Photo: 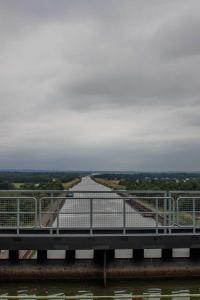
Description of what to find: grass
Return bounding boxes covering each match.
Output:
[62,178,81,189]
[13,183,23,189]
[93,178,124,189]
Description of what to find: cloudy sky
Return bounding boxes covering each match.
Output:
[0,0,200,171]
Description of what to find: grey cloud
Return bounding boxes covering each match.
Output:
[0,0,200,170]
[155,14,200,59]
[177,110,200,127]
[1,138,199,172]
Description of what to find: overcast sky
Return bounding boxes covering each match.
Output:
[0,0,200,171]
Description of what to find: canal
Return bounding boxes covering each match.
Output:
[49,176,188,259]
[58,176,156,229]
[0,278,200,299]
[0,176,198,298]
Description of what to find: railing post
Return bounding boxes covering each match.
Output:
[193,197,196,234]
[164,191,167,234]
[123,198,126,235]
[50,192,54,235]
[156,197,158,234]
[168,191,172,234]
[39,198,42,228]
[90,198,93,235]
[176,198,179,227]
[174,193,176,228]
[17,198,20,235]
[56,200,59,235]
[35,197,38,228]
[176,195,179,227]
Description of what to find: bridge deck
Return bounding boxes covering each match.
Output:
[0,230,199,250]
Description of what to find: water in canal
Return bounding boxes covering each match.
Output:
[0,177,199,298]
[1,278,200,299]
[58,176,156,229]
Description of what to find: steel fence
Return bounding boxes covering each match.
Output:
[0,191,200,234]
[0,194,172,233]
[0,197,37,229]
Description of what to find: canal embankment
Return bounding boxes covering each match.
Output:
[92,177,124,189]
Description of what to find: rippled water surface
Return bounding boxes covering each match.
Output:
[0,279,200,298]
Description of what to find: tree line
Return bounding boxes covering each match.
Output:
[0,171,86,190]
[93,173,200,190]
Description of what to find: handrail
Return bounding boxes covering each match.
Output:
[1,190,200,196]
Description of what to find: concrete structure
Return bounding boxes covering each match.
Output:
[0,177,200,264]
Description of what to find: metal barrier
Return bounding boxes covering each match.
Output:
[0,197,37,230]
[39,196,173,232]
[176,197,200,231]
[0,190,200,234]
[0,194,173,233]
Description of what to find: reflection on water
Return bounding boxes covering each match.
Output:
[0,279,200,299]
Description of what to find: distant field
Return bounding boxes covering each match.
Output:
[12,178,81,190]
[13,183,23,189]
[62,178,81,189]
[93,178,124,189]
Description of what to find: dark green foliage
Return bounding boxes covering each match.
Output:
[93,173,200,190]
[37,179,64,190]
[0,181,14,190]
[0,171,85,186]
[0,171,86,226]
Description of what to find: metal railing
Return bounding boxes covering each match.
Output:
[0,190,200,234]
[38,196,172,234]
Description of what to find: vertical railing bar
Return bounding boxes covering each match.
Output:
[168,191,172,234]
[177,198,179,228]
[17,198,20,235]
[56,199,59,235]
[39,198,42,229]
[173,194,175,233]
[176,196,179,227]
[123,198,126,235]
[193,197,196,234]
[50,192,54,235]
[35,197,37,229]
[156,197,158,234]
[164,191,167,234]
[90,198,93,235]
